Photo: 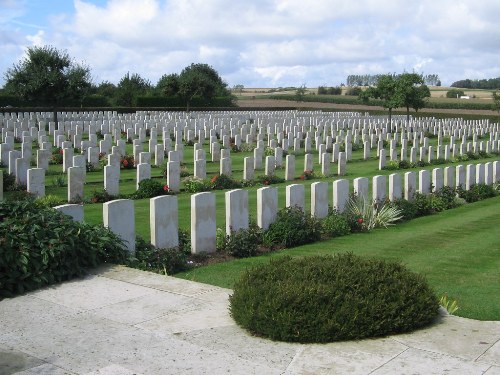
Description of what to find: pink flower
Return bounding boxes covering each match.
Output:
[357,218,364,224]
[163,185,169,191]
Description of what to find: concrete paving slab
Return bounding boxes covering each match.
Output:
[0,309,282,374]
[0,295,81,335]
[30,274,157,311]
[0,346,45,374]
[371,347,491,375]
[484,365,500,375]
[393,315,500,361]
[284,338,408,375]
[177,324,300,370]
[478,340,500,366]
[12,363,75,374]
[136,300,234,334]
[90,289,200,325]
[93,265,229,299]
[84,364,143,375]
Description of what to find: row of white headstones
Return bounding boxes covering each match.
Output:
[1,110,499,254]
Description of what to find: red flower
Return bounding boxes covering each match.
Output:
[163,185,169,191]
[357,218,364,224]
[122,159,129,167]
[300,175,305,180]
[211,175,218,183]
[59,149,63,155]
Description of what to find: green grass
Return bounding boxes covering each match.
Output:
[176,195,500,321]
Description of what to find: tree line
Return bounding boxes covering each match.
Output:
[451,77,500,90]
[346,74,441,87]
[1,45,232,111]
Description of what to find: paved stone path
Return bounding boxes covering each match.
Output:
[0,265,498,374]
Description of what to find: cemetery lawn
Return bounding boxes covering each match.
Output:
[176,195,500,321]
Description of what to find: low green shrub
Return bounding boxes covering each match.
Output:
[230,254,439,343]
[35,194,66,208]
[221,225,263,258]
[132,179,169,199]
[2,172,18,191]
[0,199,127,297]
[263,206,321,248]
[390,198,418,221]
[255,174,285,186]
[126,235,189,275]
[322,210,351,237]
[210,174,242,190]
[120,154,135,169]
[50,147,63,164]
[183,176,211,193]
[90,189,117,203]
[457,184,497,202]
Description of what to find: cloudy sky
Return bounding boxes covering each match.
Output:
[1,0,500,88]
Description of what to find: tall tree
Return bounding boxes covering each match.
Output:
[359,74,401,125]
[115,72,151,107]
[156,74,179,96]
[177,63,229,110]
[4,45,91,123]
[395,73,430,122]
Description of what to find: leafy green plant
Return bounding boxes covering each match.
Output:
[389,198,418,221]
[321,209,351,237]
[35,194,65,208]
[298,169,315,180]
[51,173,66,187]
[132,179,170,199]
[183,176,211,193]
[439,294,459,315]
[221,224,263,258]
[120,154,135,169]
[346,195,402,231]
[457,184,497,202]
[0,199,127,297]
[255,174,285,186]
[263,206,321,248]
[229,254,439,343]
[126,235,189,275]
[50,147,63,164]
[2,172,19,191]
[90,189,117,203]
[210,174,242,190]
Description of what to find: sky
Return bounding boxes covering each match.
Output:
[1,0,500,89]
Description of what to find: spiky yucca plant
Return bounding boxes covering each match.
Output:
[347,195,403,231]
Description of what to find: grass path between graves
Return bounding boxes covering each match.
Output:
[176,195,500,321]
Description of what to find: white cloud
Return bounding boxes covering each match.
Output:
[1,0,500,87]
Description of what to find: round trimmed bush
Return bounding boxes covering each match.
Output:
[229,254,439,343]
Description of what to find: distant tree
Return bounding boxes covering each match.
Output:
[395,73,430,122]
[94,81,116,99]
[3,45,92,123]
[451,77,500,89]
[446,89,465,98]
[493,90,500,121]
[156,74,180,96]
[232,84,244,95]
[295,84,307,102]
[177,63,229,110]
[359,74,401,125]
[115,73,151,107]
